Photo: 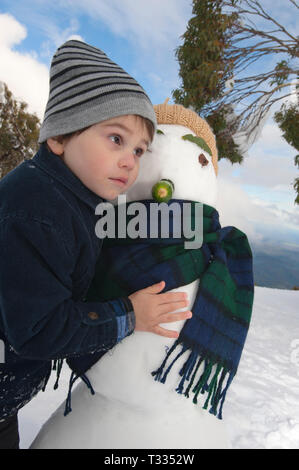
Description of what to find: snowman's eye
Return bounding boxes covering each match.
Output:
[198,153,209,167]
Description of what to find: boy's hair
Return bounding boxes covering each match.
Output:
[39,40,157,143]
[51,115,155,146]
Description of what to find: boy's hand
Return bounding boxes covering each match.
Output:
[128,281,192,338]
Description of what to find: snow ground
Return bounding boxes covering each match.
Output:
[18,286,299,449]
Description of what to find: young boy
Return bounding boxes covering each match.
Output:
[0,40,191,449]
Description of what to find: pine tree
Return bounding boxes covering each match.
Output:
[173,0,241,163]
[173,0,237,111]
[0,82,40,179]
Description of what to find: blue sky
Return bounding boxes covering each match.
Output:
[0,0,298,251]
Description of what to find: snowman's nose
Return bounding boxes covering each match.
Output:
[151,179,175,203]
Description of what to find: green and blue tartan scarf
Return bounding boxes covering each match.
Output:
[85,199,254,419]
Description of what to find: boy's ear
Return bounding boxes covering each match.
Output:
[47,138,65,156]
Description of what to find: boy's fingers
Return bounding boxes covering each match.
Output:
[159,311,192,323]
[143,281,165,294]
[158,301,189,315]
[152,325,179,339]
[157,291,188,304]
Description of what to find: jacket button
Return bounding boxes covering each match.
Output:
[88,311,99,320]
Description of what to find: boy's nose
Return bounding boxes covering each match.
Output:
[118,151,136,170]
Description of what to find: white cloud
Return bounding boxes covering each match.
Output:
[216,176,269,243]
[255,121,289,151]
[0,13,49,119]
[0,11,26,47]
[217,154,299,247]
[228,117,298,191]
[34,14,83,54]
[41,17,81,47]
[67,34,85,42]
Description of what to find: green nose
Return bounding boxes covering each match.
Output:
[151,179,175,203]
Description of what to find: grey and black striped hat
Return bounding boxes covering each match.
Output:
[39,40,157,143]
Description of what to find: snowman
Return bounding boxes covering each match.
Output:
[31,100,234,449]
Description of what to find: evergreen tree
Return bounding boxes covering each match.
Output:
[173,0,237,111]
[0,82,40,179]
[173,0,240,163]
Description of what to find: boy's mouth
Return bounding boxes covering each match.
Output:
[109,177,128,186]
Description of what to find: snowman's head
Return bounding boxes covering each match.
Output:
[125,101,218,208]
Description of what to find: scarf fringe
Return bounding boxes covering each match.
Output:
[64,371,95,417]
[53,359,64,390]
[42,359,95,417]
[151,342,235,420]
[42,358,64,393]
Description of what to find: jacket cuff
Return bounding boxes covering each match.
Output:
[116,297,135,342]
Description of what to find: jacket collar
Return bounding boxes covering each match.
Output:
[32,144,104,210]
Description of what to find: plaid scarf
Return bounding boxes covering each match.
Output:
[86,199,254,419]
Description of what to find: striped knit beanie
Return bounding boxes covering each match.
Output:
[154,99,218,175]
[39,40,157,143]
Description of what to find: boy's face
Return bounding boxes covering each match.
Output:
[47,115,151,200]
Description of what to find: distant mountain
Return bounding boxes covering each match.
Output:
[251,242,299,290]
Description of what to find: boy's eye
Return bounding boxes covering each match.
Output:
[133,147,145,158]
[109,135,122,145]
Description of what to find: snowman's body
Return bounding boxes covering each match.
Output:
[31,125,230,449]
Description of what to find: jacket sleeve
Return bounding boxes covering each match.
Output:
[0,215,135,361]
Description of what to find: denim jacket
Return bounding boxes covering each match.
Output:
[0,144,135,420]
